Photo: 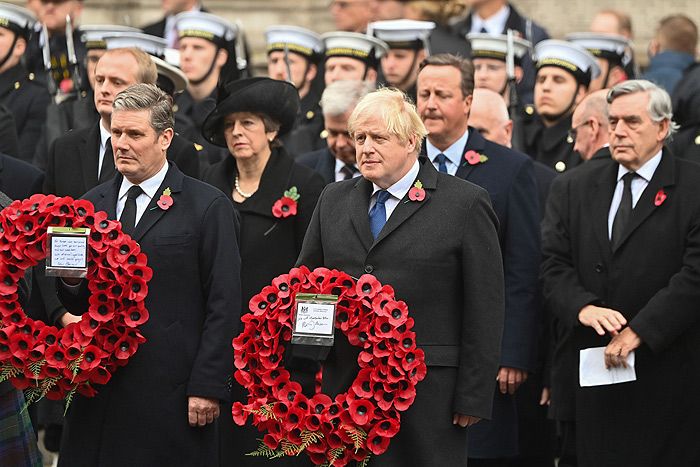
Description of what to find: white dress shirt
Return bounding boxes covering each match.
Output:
[470,5,510,35]
[426,129,470,176]
[334,159,361,182]
[369,159,420,220]
[607,150,663,239]
[98,121,111,179]
[116,162,169,227]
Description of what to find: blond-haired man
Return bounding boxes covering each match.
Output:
[297,87,505,466]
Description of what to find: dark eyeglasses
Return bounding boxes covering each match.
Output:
[567,120,592,143]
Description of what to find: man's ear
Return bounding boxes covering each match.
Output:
[365,67,377,84]
[215,48,229,68]
[306,63,317,83]
[160,128,174,151]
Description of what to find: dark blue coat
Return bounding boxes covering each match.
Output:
[424,129,541,458]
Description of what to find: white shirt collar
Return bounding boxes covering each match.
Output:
[118,161,169,201]
[426,129,470,168]
[372,159,420,200]
[99,119,111,150]
[335,158,359,174]
[616,149,663,183]
[471,4,511,35]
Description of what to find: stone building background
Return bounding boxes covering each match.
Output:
[14,0,700,70]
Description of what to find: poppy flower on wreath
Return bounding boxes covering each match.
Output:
[464,149,489,165]
[0,194,151,407]
[232,266,426,465]
[272,186,300,219]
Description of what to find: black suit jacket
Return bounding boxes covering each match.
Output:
[44,121,200,198]
[297,147,335,185]
[297,157,504,466]
[57,163,241,467]
[425,130,541,457]
[541,151,700,466]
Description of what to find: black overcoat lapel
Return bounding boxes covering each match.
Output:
[455,129,486,180]
[590,161,618,258]
[374,158,436,245]
[348,176,374,252]
[612,151,676,253]
[131,164,184,242]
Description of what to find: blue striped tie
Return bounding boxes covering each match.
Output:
[435,153,448,173]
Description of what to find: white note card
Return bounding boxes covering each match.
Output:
[579,347,636,387]
[294,302,335,336]
[50,236,88,268]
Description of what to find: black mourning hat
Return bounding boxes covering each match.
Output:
[201,77,300,148]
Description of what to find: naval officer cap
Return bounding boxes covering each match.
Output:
[151,55,188,96]
[565,32,630,65]
[266,25,323,62]
[368,19,435,50]
[467,32,531,64]
[321,31,389,69]
[174,11,237,48]
[534,39,601,87]
[103,32,167,58]
[81,25,142,50]
[0,3,36,39]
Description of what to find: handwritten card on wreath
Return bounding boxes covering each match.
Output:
[46,226,90,278]
[292,293,338,346]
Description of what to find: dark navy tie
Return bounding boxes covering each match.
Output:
[369,190,391,240]
[435,153,448,173]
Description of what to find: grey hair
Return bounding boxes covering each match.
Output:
[113,83,174,134]
[607,79,679,142]
[320,80,375,117]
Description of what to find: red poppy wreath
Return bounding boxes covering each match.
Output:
[0,194,151,406]
[232,266,427,466]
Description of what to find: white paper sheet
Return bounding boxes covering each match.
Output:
[579,347,637,387]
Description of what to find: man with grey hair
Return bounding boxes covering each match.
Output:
[570,89,612,161]
[542,79,700,467]
[297,79,373,184]
[56,83,241,467]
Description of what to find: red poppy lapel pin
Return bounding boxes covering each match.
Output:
[157,187,173,210]
[272,186,300,218]
[654,189,667,207]
[408,180,425,202]
[464,149,488,166]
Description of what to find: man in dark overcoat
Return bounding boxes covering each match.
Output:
[416,53,540,465]
[541,79,700,467]
[55,83,241,467]
[297,87,505,466]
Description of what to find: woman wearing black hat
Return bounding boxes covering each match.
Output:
[201,77,324,465]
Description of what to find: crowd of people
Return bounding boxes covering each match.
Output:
[0,0,698,466]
